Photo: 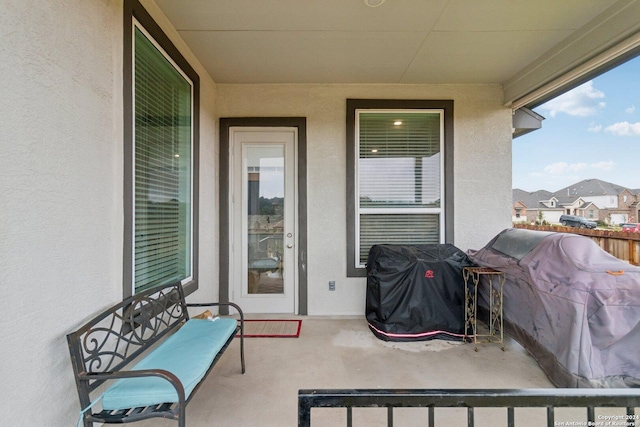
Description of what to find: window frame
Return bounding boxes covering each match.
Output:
[123,0,200,298]
[346,99,454,277]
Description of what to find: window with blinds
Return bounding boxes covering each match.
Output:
[356,110,444,267]
[133,26,193,293]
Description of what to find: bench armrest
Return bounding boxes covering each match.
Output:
[82,369,186,404]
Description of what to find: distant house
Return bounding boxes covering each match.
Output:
[631,189,640,223]
[512,189,562,223]
[513,179,639,225]
[512,200,528,222]
[578,201,601,222]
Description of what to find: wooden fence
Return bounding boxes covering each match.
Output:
[514,224,640,265]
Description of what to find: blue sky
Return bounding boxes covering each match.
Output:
[513,55,640,192]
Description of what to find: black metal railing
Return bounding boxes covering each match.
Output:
[298,388,640,427]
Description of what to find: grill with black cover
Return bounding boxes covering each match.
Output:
[366,244,473,342]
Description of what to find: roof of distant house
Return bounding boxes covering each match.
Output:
[552,178,627,198]
[512,189,554,208]
[514,179,640,210]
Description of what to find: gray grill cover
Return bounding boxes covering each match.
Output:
[469,228,640,388]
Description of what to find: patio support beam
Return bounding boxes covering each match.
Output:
[504,0,640,108]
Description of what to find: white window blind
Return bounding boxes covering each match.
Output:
[356,111,443,267]
[133,26,193,293]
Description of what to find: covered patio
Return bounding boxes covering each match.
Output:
[3,1,640,426]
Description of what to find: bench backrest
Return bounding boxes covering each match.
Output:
[66,282,189,400]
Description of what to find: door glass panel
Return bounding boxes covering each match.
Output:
[246,146,285,294]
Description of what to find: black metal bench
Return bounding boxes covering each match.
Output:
[67,282,245,427]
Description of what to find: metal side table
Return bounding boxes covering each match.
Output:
[463,266,505,351]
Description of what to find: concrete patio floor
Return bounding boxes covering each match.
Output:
[130,316,564,427]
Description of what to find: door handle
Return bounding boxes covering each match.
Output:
[287,244,294,248]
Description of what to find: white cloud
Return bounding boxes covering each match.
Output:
[587,122,602,132]
[605,121,640,136]
[590,161,615,171]
[543,162,567,174]
[626,105,636,114]
[538,81,605,117]
[544,162,587,174]
[542,161,615,175]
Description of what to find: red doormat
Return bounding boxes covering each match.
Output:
[238,319,302,338]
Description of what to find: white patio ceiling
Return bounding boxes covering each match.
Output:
[155,0,640,105]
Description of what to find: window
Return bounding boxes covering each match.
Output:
[515,208,522,218]
[346,100,453,277]
[124,0,199,297]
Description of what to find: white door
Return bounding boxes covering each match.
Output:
[230,128,297,313]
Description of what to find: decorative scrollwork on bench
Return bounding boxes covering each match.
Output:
[74,283,188,387]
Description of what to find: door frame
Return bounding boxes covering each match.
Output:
[219,117,307,314]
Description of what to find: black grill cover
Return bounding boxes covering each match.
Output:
[366,244,473,342]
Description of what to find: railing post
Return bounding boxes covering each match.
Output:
[298,393,311,427]
[546,406,554,427]
[507,407,514,427]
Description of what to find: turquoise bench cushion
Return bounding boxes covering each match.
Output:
[102,317,237,410]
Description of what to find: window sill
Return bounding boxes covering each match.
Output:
[347,267,367,278]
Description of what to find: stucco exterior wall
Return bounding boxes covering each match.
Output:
[1,1,124,425]
[216,84,513,315]
[0,1,218,425]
